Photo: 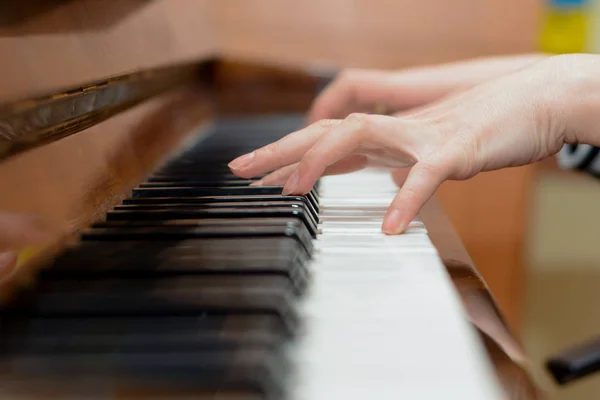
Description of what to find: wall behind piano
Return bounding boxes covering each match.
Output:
[523,164,600,399]
[214,0,541,331]
[0,0,217,102]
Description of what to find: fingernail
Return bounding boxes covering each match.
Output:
[0,251,17,278]
[228,152,255,170]
[282,170,299,195]
[250,179,264,187]
[382,209,406,234]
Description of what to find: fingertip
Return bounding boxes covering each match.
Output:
[281,170,299,195]
[249,179,263,187]
[227,152,255,172]
[382,209,408,235]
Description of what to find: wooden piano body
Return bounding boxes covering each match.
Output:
[0,1,542,398]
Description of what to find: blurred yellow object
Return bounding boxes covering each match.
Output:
[540,9,588,53]
[539,0,589,53]
[16,245,42,268]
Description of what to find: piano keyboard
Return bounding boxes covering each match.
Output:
[0,115,504,399]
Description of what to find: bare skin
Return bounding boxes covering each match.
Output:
[228,53,600,234]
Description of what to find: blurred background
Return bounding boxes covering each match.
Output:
[2,0,600,398]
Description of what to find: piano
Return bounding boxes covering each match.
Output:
[0,2,542,399]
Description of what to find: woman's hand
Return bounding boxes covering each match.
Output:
[307,53,546,123]
[0,211,55,281]
[229,54,594,234]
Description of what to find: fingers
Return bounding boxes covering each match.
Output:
[382,161,449,234]
[251,164,297,187]
[252,155,369,187]
[228,119,341,178]
[283,114,401,195]
[306,69,394,124]
[391,168,411,187]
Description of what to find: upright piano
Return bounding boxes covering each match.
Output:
[0,2,542,399]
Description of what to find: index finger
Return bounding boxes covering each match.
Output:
[283,113,401,195]
[228,119,341,178]
[306,69,394,124]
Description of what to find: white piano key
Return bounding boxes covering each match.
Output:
[289,169,505,399]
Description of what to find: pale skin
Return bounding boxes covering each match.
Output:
[228,53,600,234]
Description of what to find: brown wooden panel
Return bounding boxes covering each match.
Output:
[215,0,541,69]
[437,166,537,331]
[0,0,217,102]
[0,85,214,298]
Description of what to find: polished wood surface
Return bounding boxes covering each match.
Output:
[0,0,216,103]
[0,85,214,301]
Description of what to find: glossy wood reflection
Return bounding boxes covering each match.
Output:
[0,86,214,300]
[0,0,217,103]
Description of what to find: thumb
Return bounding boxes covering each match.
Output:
[382,162,448,234]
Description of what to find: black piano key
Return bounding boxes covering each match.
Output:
[48,237,309,268]
[131,186,320,211]
[150,172,266,180]
[0,346,287,399]
[113,200,319,229]
[82,224,312,259]
[0,315,284,353]
[4,276,299,336]
[104,207,318,238]
[122,195,320,219]
[144,178,256,186]
[141,180,321,198]
[546,336,600,385]
[0,115,315,398]
[130,185,308,197]
[92,216,310,230]
[48,232,310,294]
[41,238,310,292]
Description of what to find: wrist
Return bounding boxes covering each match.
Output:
[549,54,600,146]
